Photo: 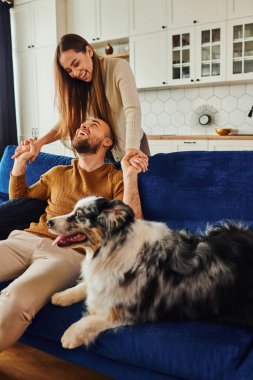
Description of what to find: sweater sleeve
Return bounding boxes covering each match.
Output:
[9,168,54,201]
[114,60,143,150]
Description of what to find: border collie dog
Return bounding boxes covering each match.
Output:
[47,196,253,349]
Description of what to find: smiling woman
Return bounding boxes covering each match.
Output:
[0,0,17,159]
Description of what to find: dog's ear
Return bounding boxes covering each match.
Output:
[97,199,135,234]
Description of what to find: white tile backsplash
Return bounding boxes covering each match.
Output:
[140,83,253,135]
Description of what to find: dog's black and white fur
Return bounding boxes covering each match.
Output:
[48,196,253,349]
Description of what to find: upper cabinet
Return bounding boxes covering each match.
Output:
[168,0,227,29]
[129,0,167,35]
[129,0,226,34]
[11,0,65,51]
[227,17,253,81]
[130,32,167,88]
[227,0,253,20]
[66,0,129,43]
[168,22,226,86]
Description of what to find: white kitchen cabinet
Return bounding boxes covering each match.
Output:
[148,139,208,154]
[168,0,226,29]
[10,0,65,51]
[148,140,174,155]
[168,22,226,85]
[130,32,167,89]
[10,0,66,155]
[227,17,253,81]
[209,140,253,151]
[66,0,129,43]
[227,0,253,20]
[172,140,208,152]
[129,0,167,35]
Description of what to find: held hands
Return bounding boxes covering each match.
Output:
[11,137,42,163]
[121,149,149,175]
[12,140,38,177]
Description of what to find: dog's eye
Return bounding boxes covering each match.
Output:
[76,211,82,219]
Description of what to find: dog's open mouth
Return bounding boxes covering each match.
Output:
[52,233,87,247]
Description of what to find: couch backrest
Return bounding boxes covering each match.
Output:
[138,150,253,231]
[0,146,72,199]
[1,146,253,231]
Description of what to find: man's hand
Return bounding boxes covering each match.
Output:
[12,141,37,176]
[122,149,149,174]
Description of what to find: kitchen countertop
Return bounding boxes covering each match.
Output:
[147,135,253,140]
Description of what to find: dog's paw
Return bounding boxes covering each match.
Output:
[61,322,92,349]
[51,291,73,307]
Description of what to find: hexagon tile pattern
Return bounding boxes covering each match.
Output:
[140,84,253,136]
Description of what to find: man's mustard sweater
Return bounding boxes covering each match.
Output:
[9,160,123,239]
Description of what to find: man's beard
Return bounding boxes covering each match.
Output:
[72,137,104,154]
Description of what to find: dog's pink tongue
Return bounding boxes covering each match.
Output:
[52,235,63,247]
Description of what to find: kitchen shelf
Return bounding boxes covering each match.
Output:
[103,52,129,59]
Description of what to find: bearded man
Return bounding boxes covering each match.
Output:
[0,118,148,351]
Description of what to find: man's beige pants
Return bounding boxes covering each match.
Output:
[0,230,84,351]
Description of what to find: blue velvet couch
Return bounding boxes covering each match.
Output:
[1,145,253,380]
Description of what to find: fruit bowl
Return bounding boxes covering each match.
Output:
[215,128,232,136]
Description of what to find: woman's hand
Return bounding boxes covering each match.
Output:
[122,149,149,175]
[11,137,42,163]
[125,149,149,173]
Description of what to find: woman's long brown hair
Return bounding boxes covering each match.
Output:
[54,34,118,149]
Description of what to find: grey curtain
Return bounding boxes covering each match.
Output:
[0,1,17,159]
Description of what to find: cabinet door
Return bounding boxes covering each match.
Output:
[31,0,57,48]
[168,27,195,85]
[66,0,98,43]
[130,32,167,89]
[227,17,253,81]
[10,3,32,51]
[98,0,129,40]
[195,22,226,83]
[129,0,167,35]
[35,46,59,138]
[13,51,37,140]
[148,140,174,155]
[172,140,208,151]
[209,140,253,151]
[227,0,253,20]
[168,0,226,28]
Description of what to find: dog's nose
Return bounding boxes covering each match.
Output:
[47,220,54,228]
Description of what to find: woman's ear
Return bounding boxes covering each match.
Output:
[86,46,94,57]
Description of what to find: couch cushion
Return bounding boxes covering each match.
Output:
[0,145,72,196]
[0,280,247,380]
[14,297,253,380]
[139,151,253,231]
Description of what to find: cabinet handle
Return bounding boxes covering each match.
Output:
[193,20,197,23]
[190,79,194,82]
[162,25,166,29]
[31,45,35,48]
[196,78,200,82]
[96,37,100,40]
[162,81,166,85]
[183,141,196,144]
[92,38,96,41]
[28,45,31,48]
